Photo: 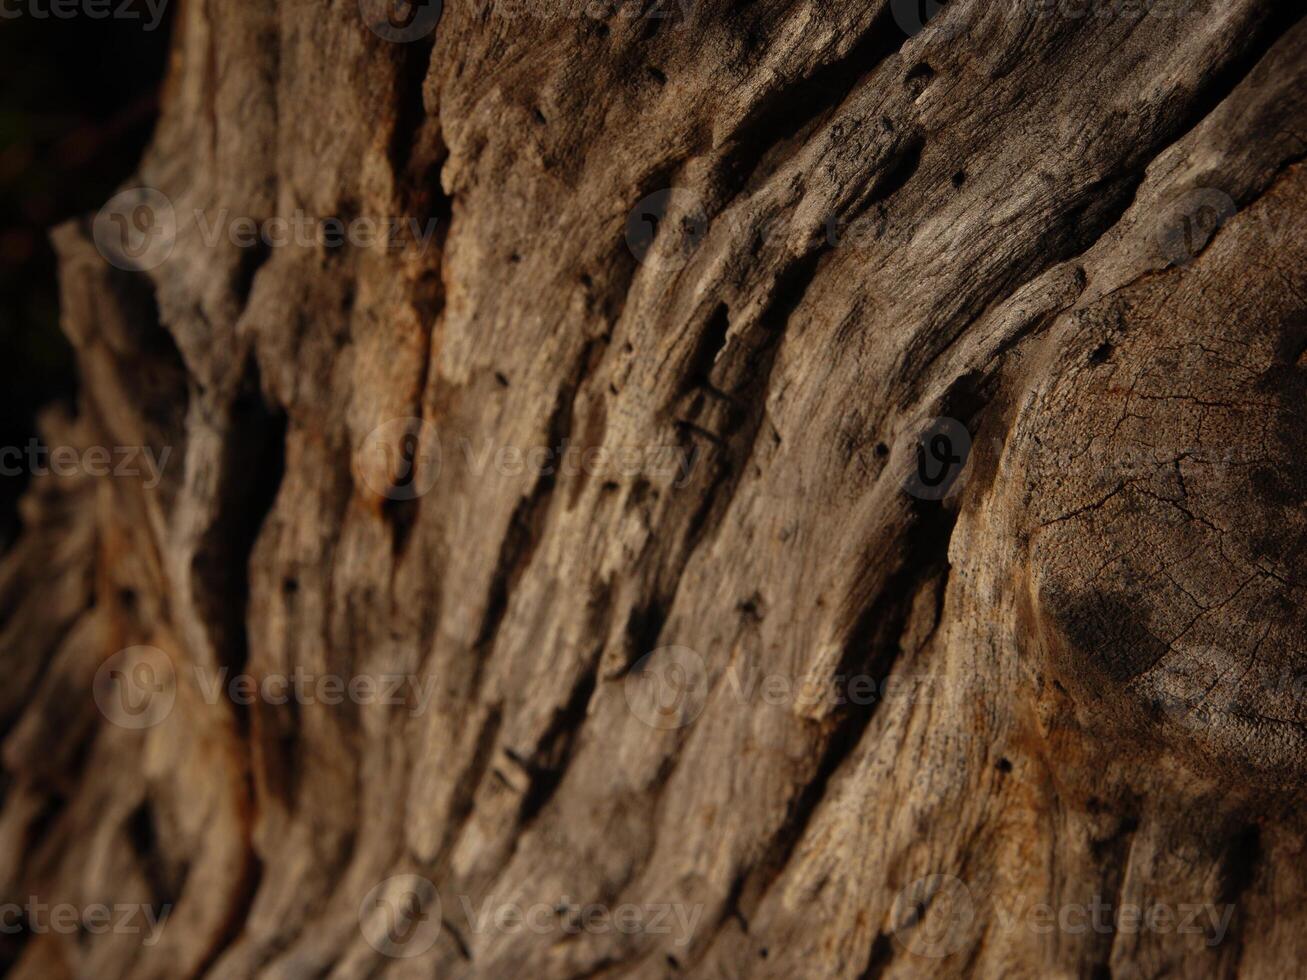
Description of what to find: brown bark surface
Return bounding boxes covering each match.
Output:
[2,1,1306,977]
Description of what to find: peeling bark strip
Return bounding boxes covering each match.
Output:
[1,1,1305,977]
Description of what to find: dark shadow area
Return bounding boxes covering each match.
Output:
[0,1,173,550]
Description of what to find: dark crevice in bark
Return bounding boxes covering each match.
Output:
[905,10,1302,394]
[256,691,302,812]
[434,704,504,870]
[863,136,925,209]
[190,357,288,720]
[1170,4,1306,148]
[1218,823,1262,906]
[513,667,598,828]
[194,848,263,980]
[680,302,731,397]
[857,931,896,980]
[706,495,962,960]
[1214,821,1262,966]
[623,598,670,669]
[622,249,825,688]
[677,248,824,548]
[722,4,913,195]
[471,337,603,673]
[1087,812,1140,978]
[443,918,473,961]
[386,31,437,181]
[125,799,189,917]
[233,238,272,311]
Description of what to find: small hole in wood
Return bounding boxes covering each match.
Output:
[905,62,936,85]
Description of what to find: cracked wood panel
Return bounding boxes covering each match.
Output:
[0,0,1304,978]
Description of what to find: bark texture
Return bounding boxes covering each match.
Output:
[3,0,1306,977]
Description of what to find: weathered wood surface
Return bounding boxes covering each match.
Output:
[1,0,1305,976]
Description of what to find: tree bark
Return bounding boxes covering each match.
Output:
[3,1,1306,977]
